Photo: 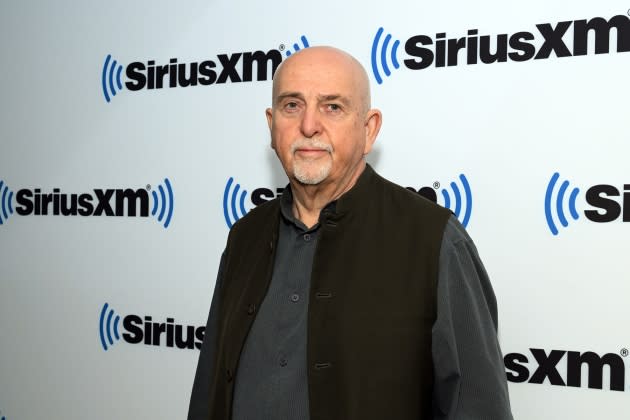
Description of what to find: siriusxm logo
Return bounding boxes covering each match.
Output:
[0,180,14,226]
[371,14,630,84]
[421,174,473,229]
[223,178,285,228]
[98,303,204,351]
[222,174,472,228]
[505,347,626,392]
[544,172,630,235]
[102,35,310,102]
[0,178,174,229]
[283,35,310,56]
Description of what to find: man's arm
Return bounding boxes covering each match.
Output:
[188,252,226,420]
[432,216,513,420]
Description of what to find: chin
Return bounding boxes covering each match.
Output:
[292,162,332,185]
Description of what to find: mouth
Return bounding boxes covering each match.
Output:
[295,148,329,157]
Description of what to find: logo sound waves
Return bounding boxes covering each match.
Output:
[544,172,580,235]
[0,180,14,226]
[223,178,249,228]
[99,303,121,351]
[371,27,401,84]
[102,54,124,103]
[284,35,310,57]
[151,178,174,229]
[440,174,473,228]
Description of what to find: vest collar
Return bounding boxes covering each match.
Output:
[331,163,377,220]
[279,163,377,223]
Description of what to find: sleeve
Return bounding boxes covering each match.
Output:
[187,252,226,420]
[431,216,513,420]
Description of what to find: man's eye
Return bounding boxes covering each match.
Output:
[327,104,341,112]
[283,102,299,111]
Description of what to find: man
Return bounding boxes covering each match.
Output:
[189,46,513,420]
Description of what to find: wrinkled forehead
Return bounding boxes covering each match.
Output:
[272,57,364,106]
[270,47,371,111]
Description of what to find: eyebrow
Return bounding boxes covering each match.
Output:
[275,92,352,107]
[317,94,351,107]
[275,91,304,104]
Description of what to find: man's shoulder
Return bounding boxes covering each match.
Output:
[373,171,449,217]
[229,197,280,237]
[232,196,280,225]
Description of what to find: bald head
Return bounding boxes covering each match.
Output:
[265,45,382,196]
[272,46,372,115]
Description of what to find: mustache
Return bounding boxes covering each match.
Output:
[290,138,333,154]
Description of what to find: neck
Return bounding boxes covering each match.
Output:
[290,160,366,228]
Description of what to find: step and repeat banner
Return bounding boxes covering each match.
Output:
[1,1,629,419]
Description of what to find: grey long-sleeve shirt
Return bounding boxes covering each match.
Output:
[189,192,513,420]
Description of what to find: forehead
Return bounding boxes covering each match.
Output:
[274,53,360,100]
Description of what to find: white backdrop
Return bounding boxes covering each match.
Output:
[1,1,629,419]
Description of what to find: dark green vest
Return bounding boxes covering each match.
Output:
[208,165,451,420]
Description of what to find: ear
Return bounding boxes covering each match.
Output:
[265,108,275,148]
[363,109,382,155]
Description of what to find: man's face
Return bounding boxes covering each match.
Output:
[266,50,375,187]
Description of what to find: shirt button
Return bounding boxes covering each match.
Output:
[290,293,300,302]
[280,358,288,367]
[247,304,256,315]
[303,233,311,241]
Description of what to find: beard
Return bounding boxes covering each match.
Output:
[290,138,333,185]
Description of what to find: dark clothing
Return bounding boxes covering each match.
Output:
[189,165,513,420]
[232,196,320,420]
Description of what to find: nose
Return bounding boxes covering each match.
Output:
[300,105,323,138]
